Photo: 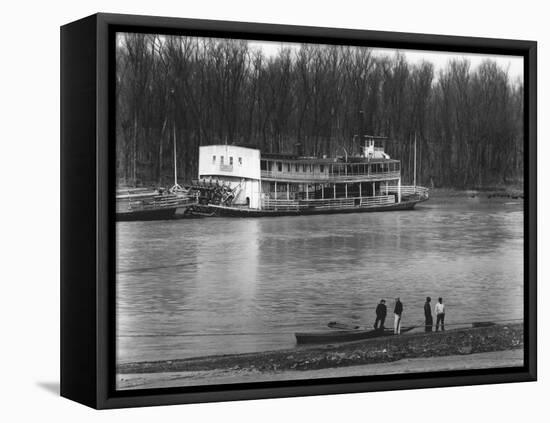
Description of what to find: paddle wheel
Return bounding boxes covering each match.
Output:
[189,179,241,206]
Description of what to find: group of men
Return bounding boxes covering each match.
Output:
[373,297,446,334]
[424,296,446,332]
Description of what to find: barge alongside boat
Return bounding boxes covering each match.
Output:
[116,188,195,221]
[189,136,428,217]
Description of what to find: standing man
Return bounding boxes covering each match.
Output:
[374,299,387,331]
[424,297,433,332]
[393,297,403,334]
[435,297,446,331]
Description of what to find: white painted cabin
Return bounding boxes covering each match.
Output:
[198,145,262,209]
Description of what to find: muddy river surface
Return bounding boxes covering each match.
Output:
[116,195,524,364]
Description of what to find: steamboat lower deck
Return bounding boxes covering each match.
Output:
[193,196,425,218]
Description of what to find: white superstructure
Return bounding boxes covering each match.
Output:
[198,145,262,209]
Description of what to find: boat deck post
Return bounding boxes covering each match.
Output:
[398,178,402,202]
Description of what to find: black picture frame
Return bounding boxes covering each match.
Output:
[60,12,537,409]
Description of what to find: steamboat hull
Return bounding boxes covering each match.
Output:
[197,198,424,218]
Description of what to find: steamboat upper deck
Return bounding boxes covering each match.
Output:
[260,155,401,183]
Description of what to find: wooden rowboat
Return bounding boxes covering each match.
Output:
[295,326,414,345]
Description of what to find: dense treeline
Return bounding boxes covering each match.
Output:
[116,33,523,189]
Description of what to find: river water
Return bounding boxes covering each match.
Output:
[116,195,524,364]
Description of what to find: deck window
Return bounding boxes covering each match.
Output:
[260,160,267,171]
[277,162,282,172]
[287,163,291,172]
[320,164,324,173]
[303,164,307,172]
[212,155,216,163]
[220,156,224,165]
[238,157,242,165]
[229,156,233,165]
[295,164,299,172]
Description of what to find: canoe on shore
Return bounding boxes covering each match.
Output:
[295,326,414,345]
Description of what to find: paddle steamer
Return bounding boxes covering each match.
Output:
[191,136,429,217]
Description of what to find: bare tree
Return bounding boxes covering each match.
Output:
[116,35,524,189]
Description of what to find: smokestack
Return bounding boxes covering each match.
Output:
[358,110,365,145]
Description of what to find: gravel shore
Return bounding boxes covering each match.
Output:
[118,349,523,390]
[117,323,523,390]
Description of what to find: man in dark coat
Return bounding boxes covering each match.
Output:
[424,297,433,332]
[374,299,387,330]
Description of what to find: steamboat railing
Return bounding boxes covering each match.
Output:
[260,170,401,182]
[260,186,428,211]
[261,195,397,211]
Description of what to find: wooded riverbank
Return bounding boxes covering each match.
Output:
[116,35,523,190]
[429,186,524,199]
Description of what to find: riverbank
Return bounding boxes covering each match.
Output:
[118,349,522,390]
[117,323,523,390]
[429,185,524,199]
